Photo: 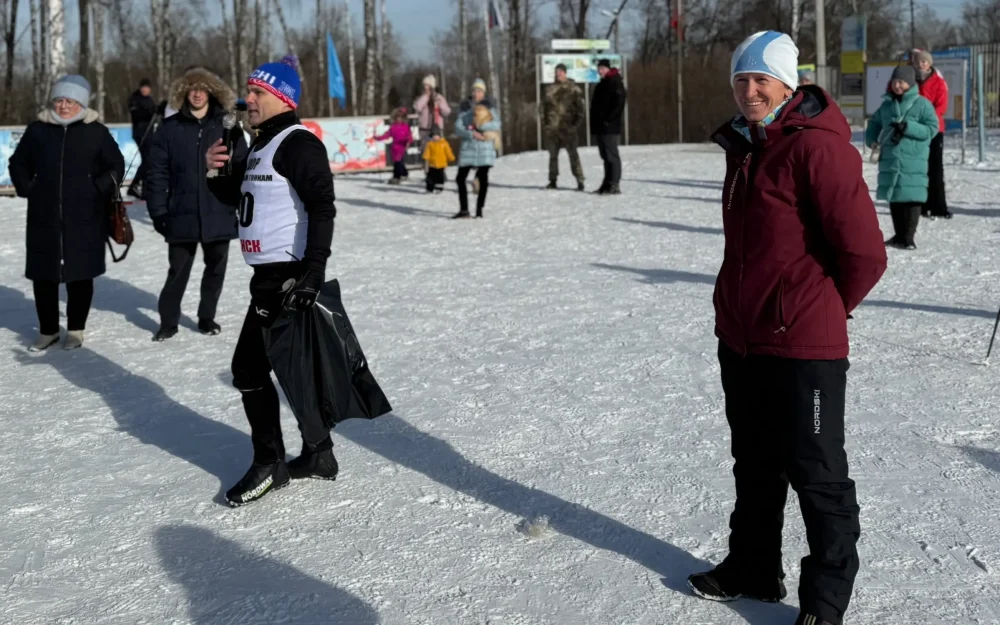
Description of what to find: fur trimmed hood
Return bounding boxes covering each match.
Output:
[168,67,237,111]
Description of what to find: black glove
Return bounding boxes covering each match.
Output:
[156,100,167,116]
[890,121,907,143]
[282,269,323,313]
[153,216,168,236]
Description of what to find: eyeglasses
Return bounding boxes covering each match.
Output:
[53,98,79,107]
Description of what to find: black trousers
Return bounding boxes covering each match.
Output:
[426,167,446,191]
[595,133,622,185]
[157,241,230,328]
[889,202,921,246]
[718,342,859,624]
[924,132,948,216]
[393,159,408,179]
[456,166,490,214]
[231,263,333,465]
[33,279,94,335]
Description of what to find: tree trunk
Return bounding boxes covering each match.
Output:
[362,0,376,114]
[1,0,19,120]
[271,0,305,107]
[33,0,47,108]
[93,0,105,119]
[113,0,134,90]
[345,0,357,113]
[790,0,801,44]
[48,0,64,91]
[78,0,90,75]
[316,0,324,116]
[459,0,467,98]
[484,0,499,115]
[379,0,387,110]
[219,0,235,87]
[576,0,589,38]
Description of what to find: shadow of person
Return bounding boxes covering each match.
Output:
[91,276,199,334]
[0,284,39,347]
[592,263,716,286]
[2,285,248,503]
[335,415,798,624]
[341,197,450,219]
[960,445,1000,473]
[155,525,381,624]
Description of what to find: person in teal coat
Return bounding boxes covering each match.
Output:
[865,65,939,250]
[453,78,501,219]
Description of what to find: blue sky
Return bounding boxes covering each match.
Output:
[12,0,966,63]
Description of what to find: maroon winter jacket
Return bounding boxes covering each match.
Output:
[711,86,887,360]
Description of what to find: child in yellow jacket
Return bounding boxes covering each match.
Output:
[422,126,456,193]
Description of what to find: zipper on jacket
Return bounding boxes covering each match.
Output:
[736,152,751,356]
[726,153,749,210]
[59,126,68,282]
[197,125,204,233]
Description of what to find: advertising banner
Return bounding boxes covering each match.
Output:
[1,115,401,191]
[540,54,622,84]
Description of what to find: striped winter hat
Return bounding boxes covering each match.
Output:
[731,31,800,90]
[248,55,301,109]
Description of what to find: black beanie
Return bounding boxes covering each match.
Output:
[891,65,916,87]
[597,59,612,69]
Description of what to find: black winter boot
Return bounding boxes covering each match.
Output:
[794,614,836,625]
[688,562,787,603]
[546,180,558,189]
[288,444,339,481]
[225,461,291,507]
[153,326,178,342]
[198,319,221,335]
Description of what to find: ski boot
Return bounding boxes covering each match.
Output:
[225,461,291,507]
[688,562,787,603]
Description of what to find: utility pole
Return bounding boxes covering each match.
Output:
[910,0,916,49]
[815,0,826,90]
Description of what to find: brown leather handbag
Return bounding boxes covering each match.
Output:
[107,173,134,262]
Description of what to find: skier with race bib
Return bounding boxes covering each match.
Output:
[206,57,337,507]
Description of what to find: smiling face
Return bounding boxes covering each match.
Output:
[187,89,209,111]
[912,58,932,74]
[245,85,291,126]
[53,97,83,120]
[733,73,794,123]
[891,78,910,95]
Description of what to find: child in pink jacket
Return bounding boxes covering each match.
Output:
[375,107,413,184]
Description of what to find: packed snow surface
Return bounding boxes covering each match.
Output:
[2,141,1000,625]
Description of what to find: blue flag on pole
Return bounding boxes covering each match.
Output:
[327,33,346,108]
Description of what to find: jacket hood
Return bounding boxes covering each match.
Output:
[37,108,101,124]
[169,67,237,111]
[713,86,850,150]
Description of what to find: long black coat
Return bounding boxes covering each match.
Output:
[128,90,158,143]
[590,70,627,136]
[8,110,126,283]
[145,100,248,244]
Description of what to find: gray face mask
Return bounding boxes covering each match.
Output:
[48,105,87,126]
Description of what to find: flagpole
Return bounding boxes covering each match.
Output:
[485,0,500,115]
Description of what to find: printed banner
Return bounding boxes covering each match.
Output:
[1,115,405,190]
[540,54,623,84]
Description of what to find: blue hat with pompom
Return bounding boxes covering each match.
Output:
[248,55,301,109]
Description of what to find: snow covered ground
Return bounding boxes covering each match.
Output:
[2,140,1000,625]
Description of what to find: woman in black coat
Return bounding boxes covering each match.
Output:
[8,75,125,351]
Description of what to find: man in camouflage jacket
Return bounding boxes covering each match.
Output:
[544,64,586,190]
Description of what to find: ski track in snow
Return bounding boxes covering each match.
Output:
[2,143,1000,624]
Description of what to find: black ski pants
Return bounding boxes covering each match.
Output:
[456,166,490,215]
[595,133,621,186]
[924,132,949,216]
[718,342,860,625]
[33,279,94,335]
[157,241,229,329]
[426,167,446,192]
[231,262,332,465]
[889,202,921,246]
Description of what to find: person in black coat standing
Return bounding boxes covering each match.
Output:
[127,78,158,198]
[145,67,248,341]
[7,75,125,352]
[590,59,627,195]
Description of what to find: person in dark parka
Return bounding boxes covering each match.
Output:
[126,78,158,198]
[590,58,627,195]
[8,75,125,352]
[145,67,248,341]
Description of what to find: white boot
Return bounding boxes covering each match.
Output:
[28,333,60,352]
[63,330,84,350]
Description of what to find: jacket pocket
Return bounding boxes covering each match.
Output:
[774,277,787,334]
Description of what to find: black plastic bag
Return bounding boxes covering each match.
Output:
[263,280,392,440]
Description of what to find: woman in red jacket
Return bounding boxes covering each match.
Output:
[686,31,888,625]
[911,49,952,219]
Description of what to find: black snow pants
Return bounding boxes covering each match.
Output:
[231,262,333,465]
[595,133,621,186]
[157,241,230,329]
[889,202,922,246]
[924,132,949,217]
[718,342,860,625]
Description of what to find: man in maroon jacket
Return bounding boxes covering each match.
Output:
[687,32,887,625]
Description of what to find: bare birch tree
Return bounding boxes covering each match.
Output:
[316,0,325,115]
[48,0,65,86]
[31,0,46,108]
[459,0,467,97]
[93,0,106,118]
[345,0,357,112]
[79,0,90,74]
[150,0,169,94]
[379,0,388,111]
[790,0,801,44]
[363,0,376,114]
[0,0,19,120]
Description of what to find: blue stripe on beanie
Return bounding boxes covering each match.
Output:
[731,31,799,90]
[248,59,301,108]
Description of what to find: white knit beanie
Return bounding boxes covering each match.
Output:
[51,74,92,106]
[731,31,800,90]
[423,74,437,89]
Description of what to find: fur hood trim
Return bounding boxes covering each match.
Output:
[37,108,101,124]
[169,67,237,111]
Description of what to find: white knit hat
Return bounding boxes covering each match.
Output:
[423,74,437,89]
[731,31,800,90]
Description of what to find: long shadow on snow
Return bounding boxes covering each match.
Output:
[862,299,995,319]
[959,445,1000,473]
[156,525,380,624]
[364,182,429,196]
[623,177,724,190]
[613,217,723,235]
[53,275,197,334]
[949,205,1000,219]
[341,197,450,219]
[2,284,247,502]
[593,263,716,286]
[336,415,797,624]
